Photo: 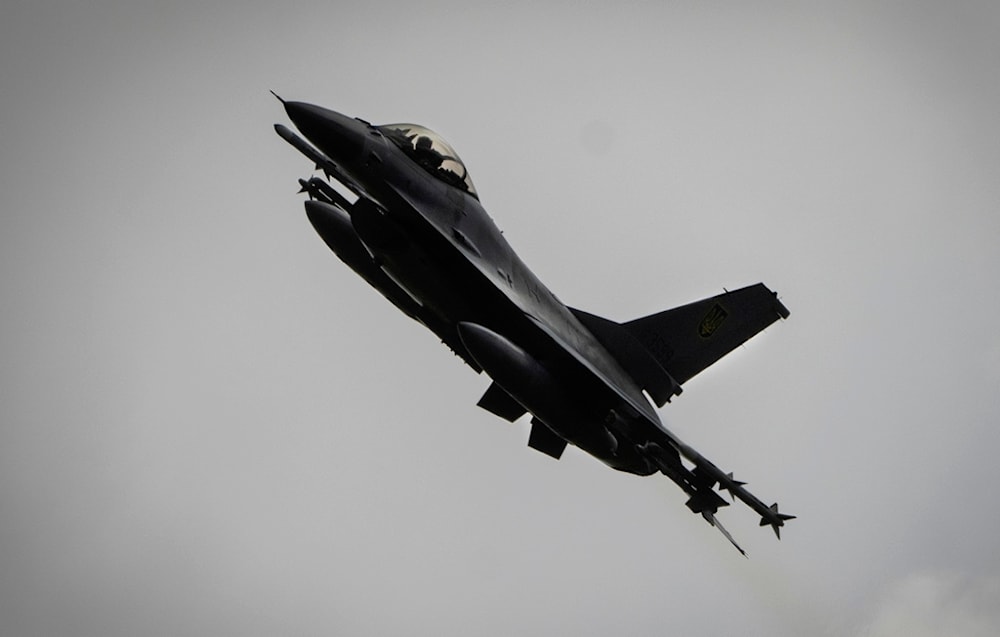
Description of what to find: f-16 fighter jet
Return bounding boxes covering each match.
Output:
[273,94,793,555]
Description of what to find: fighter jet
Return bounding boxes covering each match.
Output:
[273,94,793,555]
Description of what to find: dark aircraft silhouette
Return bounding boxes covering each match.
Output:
[273,94,793,555]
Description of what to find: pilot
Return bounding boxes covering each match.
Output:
[413,135,444,170]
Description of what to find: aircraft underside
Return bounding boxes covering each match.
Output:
[274,96,795,555]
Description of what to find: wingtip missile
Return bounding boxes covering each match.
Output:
[718,472,747,501]
[759,503,796,539]
[274,122,297,142]
[274,123,367,199]
[274,124,334,176]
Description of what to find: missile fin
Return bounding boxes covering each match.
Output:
[759,503,796,539]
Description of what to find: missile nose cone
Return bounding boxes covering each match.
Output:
[284,101,366,165]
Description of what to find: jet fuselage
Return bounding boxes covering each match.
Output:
[284,101,662,475]
[275,98,794,553]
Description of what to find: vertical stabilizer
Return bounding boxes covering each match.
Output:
[573,284,788,397]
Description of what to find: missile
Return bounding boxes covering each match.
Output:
[299,177,353,210]
[275,123,334,172]
[275,123,369,199]
[759,503,796,539]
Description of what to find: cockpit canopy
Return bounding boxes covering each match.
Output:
[378,123,478,199]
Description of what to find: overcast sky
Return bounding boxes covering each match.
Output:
[3,1,1000,635]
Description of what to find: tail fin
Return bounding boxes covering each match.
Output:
[572,284,788,405]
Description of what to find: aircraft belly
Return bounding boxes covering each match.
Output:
[378,183,668,454]
[457,322,657,476]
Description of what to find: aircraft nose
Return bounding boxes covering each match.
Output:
[284,101,366,164]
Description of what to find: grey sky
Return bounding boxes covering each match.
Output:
[2,1,999,635]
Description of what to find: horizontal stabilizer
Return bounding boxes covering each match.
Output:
[624,283,789,386]
[528,418,568,460]
[477,382,527,422]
